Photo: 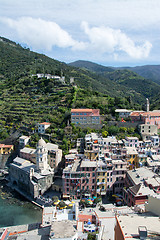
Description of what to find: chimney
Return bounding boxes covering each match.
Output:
[138,226,147,240]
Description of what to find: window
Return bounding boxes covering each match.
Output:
[97,179,99,182]
[116,177,119,181]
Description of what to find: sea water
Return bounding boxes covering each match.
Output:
[0,192,42,227]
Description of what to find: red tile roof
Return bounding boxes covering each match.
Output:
[0,144,13,148]
[71,109,100,116]
[71,109,93,113]
[39,122,51,125]
[130,111,144,117]
[141,111,160,117]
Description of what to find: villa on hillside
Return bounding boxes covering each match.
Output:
[71,109,101,126]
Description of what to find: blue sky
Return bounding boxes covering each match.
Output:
[0,0,160,66]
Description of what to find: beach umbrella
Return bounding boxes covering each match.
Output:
[54,202,59,205]
[87,219,91,225]
[71,201,75,203]
[64,200,71,205]
[68,204,73,207]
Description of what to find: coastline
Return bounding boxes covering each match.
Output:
[0,179,42,227]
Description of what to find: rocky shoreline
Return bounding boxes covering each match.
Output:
[0,178,40,209]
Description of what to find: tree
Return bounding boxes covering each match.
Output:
[108,125,119,136]
[102,130,108,137]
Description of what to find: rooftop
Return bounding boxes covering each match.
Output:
[39,122,51,125]
[116,214,160,240]
[11,157,35,172]
[127,167,156,185]
[50,220,77,238]
[20,147,36,154]
[80,160,97,168]
[19,135,30,139]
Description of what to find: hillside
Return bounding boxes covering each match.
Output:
[69,60,160,86]
[69,60,160,106]
[119,65,160,85]
[69,60,114,73]
[0,36,160,135]
[1,36,157,106]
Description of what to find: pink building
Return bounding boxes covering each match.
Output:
[112,160,127,195]
[130,111,160,129]
[142,111,160,129]
[62,159,97,199]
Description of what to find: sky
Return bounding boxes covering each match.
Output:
[0,0,160,67]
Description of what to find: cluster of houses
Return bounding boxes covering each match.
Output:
[62,132,160,208]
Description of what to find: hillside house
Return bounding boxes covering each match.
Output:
[71,109,101,125]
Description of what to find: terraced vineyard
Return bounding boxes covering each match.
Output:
[0,77,74,132]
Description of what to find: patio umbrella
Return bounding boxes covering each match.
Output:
[64,200,71,205]
[68,204,73,207]
[54,202,59,205]
[87,219,91,225]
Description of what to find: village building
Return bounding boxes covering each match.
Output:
[38,122,51,134]
[19,142,62,172]
[115,109,132,118]
[9,138,54,199]
[71,109,101,125]
[123,167,156,207]
[0,144,13,155]
[19,135,30,148]
[139,124,158,140]
[62,159,97,199]
[115,214,160,240]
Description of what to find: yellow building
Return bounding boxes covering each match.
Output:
[84,149,98,161]
[0,144,14,154]
[96,164,107,196]
[125,147,139,170]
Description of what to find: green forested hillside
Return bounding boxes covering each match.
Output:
[0,36,156,148]
[69,60,160,108]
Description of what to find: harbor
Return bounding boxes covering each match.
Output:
[0,179,42,227]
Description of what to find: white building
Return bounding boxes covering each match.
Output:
[19,135,30,148]
[38,122,51,134]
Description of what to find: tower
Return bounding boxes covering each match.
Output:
[146,98,149,112]
[36,138,48,173]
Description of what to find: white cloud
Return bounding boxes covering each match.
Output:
[0,16,153,61]
[81,22,152,59]
[1,17,85,51]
